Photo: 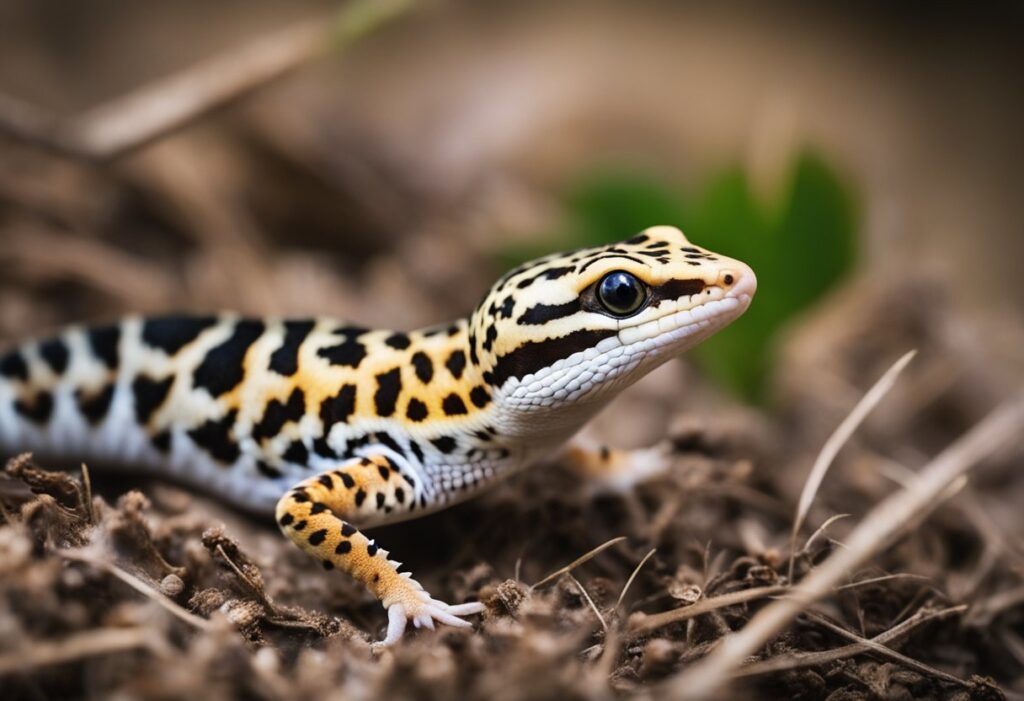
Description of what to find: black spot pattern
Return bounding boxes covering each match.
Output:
[445,350,466,379]
[578,253,646,273]
[282,440,309,465]
[335,541,352,554]
[253,388,305,442]
[0,351,28,381]
[430,436,457,454]
[491,329,616,386]
[652,278,706,303]
[373,368,401,417]
[142,315,217,354]
[192,320,265,397]
[442,394,467,416]
[515,264,574,289]
[269,320,314,376]
[308,529,328,546]
[374,431,405,457]
[313,437,337,458]
[132,375,174,424]
[317,328,367,368]
[39,338,69,375]
[320,383,357,430]
[409,440,425,463]
[15,392,53,424]
[76,384,115,424]
[492,298,512,322]
[151,430,172,453]
[257,461,282,478]
[406,398,428,421]
[87,325,121,369]
[482,325,498,352]
[385,332,411,350]
[187,410,239,463]
[469,386,491,408]
[517,300,581,325]
[411,352,433,383]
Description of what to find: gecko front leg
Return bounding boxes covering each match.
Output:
[275,455,485,645]
[562,440,673,495]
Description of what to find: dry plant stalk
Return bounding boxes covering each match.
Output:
[788,350,916,579]
[669,395,1024,699]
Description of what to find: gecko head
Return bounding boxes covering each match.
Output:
[469,226,756,427]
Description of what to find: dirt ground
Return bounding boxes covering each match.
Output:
[1,2,1023,700]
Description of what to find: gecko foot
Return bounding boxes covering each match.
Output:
[378,592,486,647]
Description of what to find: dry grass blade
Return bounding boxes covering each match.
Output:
[734,605,966,678]
[626,585,789,638]
[531,536,627,589]
[568,573,608,634]
[616,548,657,611]
[59,550,214,631]
[801,513,850,555]
[532,536,626,589]
[789,350,917,580]
[834,573,931,591]
[79,463,94,525]
[0,627,163,676]
[805,611,968,686]
[215,544,273,611]
[668,396,1024,700]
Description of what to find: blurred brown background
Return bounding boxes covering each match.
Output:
[1,0,1023,316]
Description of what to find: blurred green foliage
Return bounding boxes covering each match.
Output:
[499,150,858,403]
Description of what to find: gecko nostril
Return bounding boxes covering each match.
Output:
[723,274,734,286]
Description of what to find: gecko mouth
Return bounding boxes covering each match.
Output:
[616,268,756,349]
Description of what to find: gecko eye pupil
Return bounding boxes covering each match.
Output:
[597,271,646,316]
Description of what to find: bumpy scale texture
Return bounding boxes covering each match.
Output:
[0,226,755,643]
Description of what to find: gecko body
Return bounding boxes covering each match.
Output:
[0,226,755,643]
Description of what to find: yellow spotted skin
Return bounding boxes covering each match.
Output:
[0,226,756,644]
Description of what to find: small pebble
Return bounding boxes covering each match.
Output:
[160,573,185,597]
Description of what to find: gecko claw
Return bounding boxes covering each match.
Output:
[379,596,485,646]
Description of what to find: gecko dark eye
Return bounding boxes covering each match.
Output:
[597,271,646,316]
